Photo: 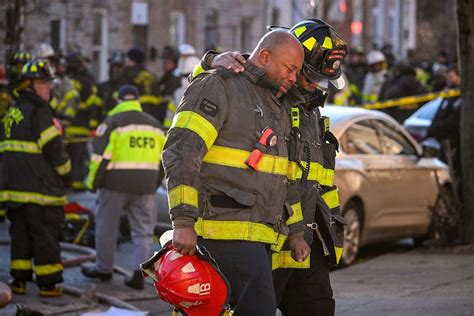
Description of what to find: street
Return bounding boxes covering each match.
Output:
[0,190,473,315]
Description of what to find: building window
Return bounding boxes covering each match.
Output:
[205,9,219,51]
[50,19,66,52]
[271,7,280,25]
[91,9,108,82]
[133,25,148,50]
[170,11,186,46]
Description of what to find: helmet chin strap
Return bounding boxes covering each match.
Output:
[297,85,328,111]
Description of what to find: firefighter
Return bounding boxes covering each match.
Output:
[0,59,71,297]
[98,50,126,115]
[163,30,310,316]
[81,85,165,290]
[362,50,388,103]
[194,18,347,316]
[157,45,181,129]
[119,48,161,123]
[65,51,102,190]
[8,50,32,85]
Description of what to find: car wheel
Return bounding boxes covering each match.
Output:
[341,203,362,266]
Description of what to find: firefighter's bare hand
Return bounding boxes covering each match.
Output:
[211,51,246,73]
[288,232,311,262]
[173,227,197,256]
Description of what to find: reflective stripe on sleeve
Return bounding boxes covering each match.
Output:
[168,185,198,209]
[271,251,310,270]
[0,190,67,206]
[139,95,160,105]
[170,111,218,149]
[322,189,339,209]
[55,159,71,176]
[288,161,334,186]
[286,202,303,225]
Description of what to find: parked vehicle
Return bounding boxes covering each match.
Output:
[154,106,454,266]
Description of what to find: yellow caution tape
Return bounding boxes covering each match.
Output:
[362,89,461,110]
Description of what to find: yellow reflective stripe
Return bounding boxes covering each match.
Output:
[195,218,284,246]
[167,101,177,113]
[0,209,5,217]
[271,251,310,270]
[0,140,41,153]
[335,246,343,264]
[170,111,218,149]
[287,202,303,225]
[115,124,164,135]
[293,26,307,38]
[0,190,67,206]
[72,181,87,190]
[50,97,58,109]
[11,259,33,270]
[322,36,333,49]
[270,234,287,252]
[192,63,205,78]
[203,145,289,176]
[163,118,173,128]
[288,161,334,186]
[106,162,159,170]
[55,159,71,176]
[65,126,90,136]
[140,95,160,105]
[38,125,60,147]
[169,185,198,209]
[57,90,79,112]
[35,263,63,276]
[302,37,317,51]
[89,119,99,128]
[322,189,339,209]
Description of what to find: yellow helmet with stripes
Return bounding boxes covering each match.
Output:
[19,59,54,82]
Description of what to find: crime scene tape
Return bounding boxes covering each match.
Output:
[362,88,461,110]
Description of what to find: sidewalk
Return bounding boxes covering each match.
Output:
[1,215,473,315]
[332,246,474,316]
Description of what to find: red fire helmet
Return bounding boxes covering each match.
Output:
[141,242,231,316]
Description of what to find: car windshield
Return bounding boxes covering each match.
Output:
[414,98,443,120]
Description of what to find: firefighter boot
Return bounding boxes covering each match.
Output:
[124,270,144,290]
[38,284,63,297]
[8,279,26,295]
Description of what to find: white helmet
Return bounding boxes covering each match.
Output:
[178,56,201,76]
[366,50,385,66]
[35,43,55,59]
[178,44,196,56]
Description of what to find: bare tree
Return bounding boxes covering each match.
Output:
[457,0,474,243]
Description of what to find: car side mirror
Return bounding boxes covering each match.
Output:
[420,138,441,158]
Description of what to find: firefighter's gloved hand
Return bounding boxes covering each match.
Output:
[211,51,245,73]
[287,231,311,262]
[172,216,197,256]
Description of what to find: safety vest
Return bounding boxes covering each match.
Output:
[86,100,165,194]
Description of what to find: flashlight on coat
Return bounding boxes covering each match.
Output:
[245,127,277,171]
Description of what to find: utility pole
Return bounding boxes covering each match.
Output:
[456,0,474,244]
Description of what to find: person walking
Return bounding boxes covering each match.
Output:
[162,30,310,316]
[81,85,165,290]
[0,59,71,297]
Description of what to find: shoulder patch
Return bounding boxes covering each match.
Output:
[199,99,218,117]
[96,123,108,136]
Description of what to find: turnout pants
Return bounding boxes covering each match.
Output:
[273,238,335,316]
[95,188,156,273]
[66,142,89,190]
[7,204,64,286]
[198,238,277,316]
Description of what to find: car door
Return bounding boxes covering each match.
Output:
[338,118,398,243]
[374,119,433,238]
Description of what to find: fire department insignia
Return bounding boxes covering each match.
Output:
[199,98,218,117]
[96,123,107,136]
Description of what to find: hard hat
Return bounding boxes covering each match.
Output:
[288,19,348,89]
[366,50,386,66]
[141,242,231,316]
[34,43,55,59]
[19,59,54,81]
[160,45,180,62]
[127,47,145,64]
[11,50,32,65]
[178,56,201,76]
[108,50,126,65]
[178,44,196,56]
